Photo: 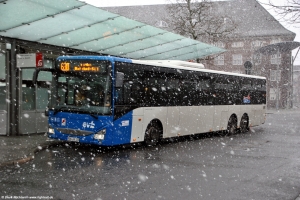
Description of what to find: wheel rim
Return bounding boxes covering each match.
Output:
[145,125,160,146]
[227,117,237,135]
[240,116,248,133]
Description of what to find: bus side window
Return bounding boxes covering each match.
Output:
[197,77,211,105]
[115,87,123,105]
[166,77,179,106]
[57,86,66,105]
[130,82,142,104]
[66,80,75,105]
[241,79,252,90]
[214,76,227,105]
[241,78,253,104]
[252,79,265,104]
[123,81,132,104]
[181,80,197,106]
[226,78,239,105]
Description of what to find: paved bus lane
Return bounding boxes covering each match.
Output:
[1,109,300,200]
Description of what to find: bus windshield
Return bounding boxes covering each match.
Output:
[51,60,112,115]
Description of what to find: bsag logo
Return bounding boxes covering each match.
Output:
[82,121,95,129]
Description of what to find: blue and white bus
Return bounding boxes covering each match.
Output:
[34,55,266,146]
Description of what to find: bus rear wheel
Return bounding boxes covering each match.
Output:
[144,121,161,146]
[227,115,237,135]
[240,115,249,133]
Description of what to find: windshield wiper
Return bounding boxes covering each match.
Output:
[53,106,68,115]
[89,114,98,119]
[53,106,79,115]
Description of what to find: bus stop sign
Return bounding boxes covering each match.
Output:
[17,53,43,68]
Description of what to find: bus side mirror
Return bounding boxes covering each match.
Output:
[45,107,49,117]
[115,72,124,88]
[33,69,41,84]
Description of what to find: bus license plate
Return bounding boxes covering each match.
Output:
[67,137,79,142]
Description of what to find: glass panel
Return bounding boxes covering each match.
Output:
[0,1,225,61]
[0,53,5,80]
[0,53,7,111]
[22,84,35,111]
[0,83,6,110]
[50,60,112,115]
[44,59,53,69]
[23,67,53,81]
[36,87,49,110]
[22,69,35,81]
[37,71,52,82]
[54,73,112,115]
[0,0,85,32]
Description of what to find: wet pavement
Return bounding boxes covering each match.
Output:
[0,108,300,200]
[0,134,62,168]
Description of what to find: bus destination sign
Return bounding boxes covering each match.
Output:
[60,62,100,72]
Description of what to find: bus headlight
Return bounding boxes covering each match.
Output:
[94,129,106,140]
[48,127,55,134]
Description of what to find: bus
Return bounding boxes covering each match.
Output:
[34,55,266,146]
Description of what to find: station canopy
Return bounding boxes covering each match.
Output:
[0,0,225,60]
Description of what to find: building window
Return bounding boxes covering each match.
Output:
[270,39,281,44]
[270,70,281,81]
[155,21,168,28]
[252,40,262,47]
[231,42,244,48]
[254,53,261,65]
[232,54,242,65]
[270,88,280,100]
[214,55,224,65]
[270,54,281,64]
[213,42,225,48]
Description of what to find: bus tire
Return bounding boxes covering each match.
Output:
[227,115,237,135]
[240,114,249,133]
[144,121,162,146]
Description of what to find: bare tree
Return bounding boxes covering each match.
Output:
[166,0,236,44]
[260,0,300,24]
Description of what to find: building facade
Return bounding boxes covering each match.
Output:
[105,0,297,109]
[293,65,300,107]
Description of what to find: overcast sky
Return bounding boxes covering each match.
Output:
[81,0,300,64]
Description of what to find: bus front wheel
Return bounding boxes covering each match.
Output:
[227,115,237,135]
[144,121,161,146]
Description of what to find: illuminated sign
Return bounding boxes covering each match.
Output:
[59,62,100,72]
[74,63,100,72]
[60,62,70,71]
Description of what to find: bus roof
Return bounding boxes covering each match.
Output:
[56,55,132,63]
[56,55,266,80]
[131,60,266,80]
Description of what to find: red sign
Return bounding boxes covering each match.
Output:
[36,53,43,67]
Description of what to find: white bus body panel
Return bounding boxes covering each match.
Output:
[130,104,266,143]
[131,108,144,142]
[166,107,180,137]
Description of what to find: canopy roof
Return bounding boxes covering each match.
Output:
[255,41,300,55]
[0,0,225,60]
